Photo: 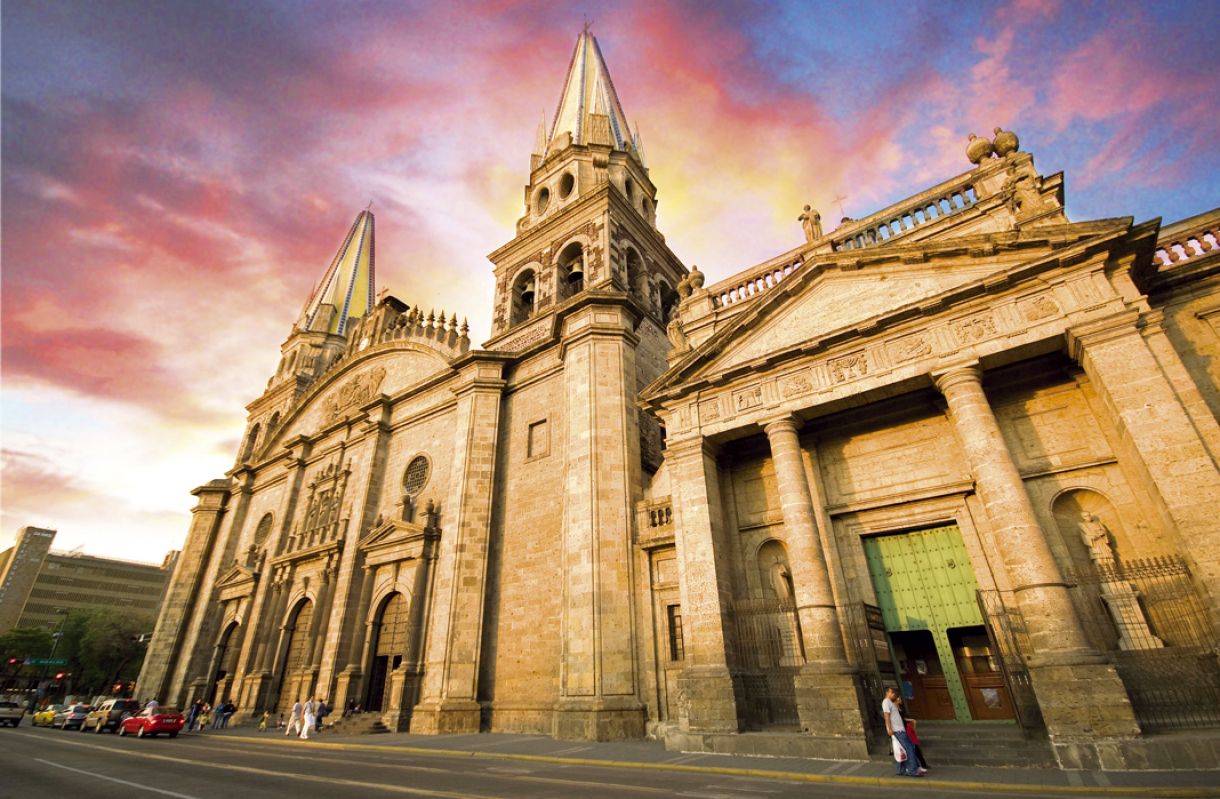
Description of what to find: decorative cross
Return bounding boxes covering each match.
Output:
[832,193,848,218]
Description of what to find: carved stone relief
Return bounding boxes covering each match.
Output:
[780,372,813,399]
[324,366,387,421]
[733,384,764,412]
[888,334,933,364]
[952,313,998,345]
[699,398,722,423]
[829,352,869,384]
[1021,294,1060,322]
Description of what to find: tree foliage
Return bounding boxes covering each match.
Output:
[58,608,154,696]
[0,627,54,662]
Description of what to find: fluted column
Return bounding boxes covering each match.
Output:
[761,415,847,666]
[667,436,743,733]
[935,363,1139,762]
[762,415,867,750]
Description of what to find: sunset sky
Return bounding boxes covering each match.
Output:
[3,0,1218,562]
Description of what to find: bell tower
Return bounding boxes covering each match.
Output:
[485,30,688,741]
[487,30,685,342]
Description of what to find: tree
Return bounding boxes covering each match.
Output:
[58,609,154,697]
[0,627,54,662]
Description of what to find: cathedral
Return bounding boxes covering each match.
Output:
[139,31,1220,770]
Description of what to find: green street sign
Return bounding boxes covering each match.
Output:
[26,657,67,666]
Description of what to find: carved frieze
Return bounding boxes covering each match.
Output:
[699,398,722,423]
[495,318,552,352]
[733,384,764,412]
[829,352,869,384]
[1021,294,1060,322]
[324,367,387,422]
[952,313,998,345]
[888,334,933,364]
[780,372,813,399]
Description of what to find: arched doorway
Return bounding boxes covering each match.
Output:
[365,592,409,712]
[276,599,314,714]
[210,621,241,704]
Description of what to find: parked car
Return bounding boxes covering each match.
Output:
[117,706,185,738]
[83,698,141,733]
[0,700,26,727]
[32,704,65,727]
[52,704,92,730]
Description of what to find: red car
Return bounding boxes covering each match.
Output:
[117,706,185,738]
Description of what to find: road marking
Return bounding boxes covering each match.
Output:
[34,759,202,799]
[840,761,865,775]
[551,745,593,755]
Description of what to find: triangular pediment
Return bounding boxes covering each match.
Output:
[360,517,429,551]
[648,220,1130,397]
[216,563,255,589]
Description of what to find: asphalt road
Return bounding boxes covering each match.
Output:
[0,725,1192,799]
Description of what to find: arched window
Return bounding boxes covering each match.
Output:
[625,248,644,300]
[511,269,536,325]
[658,279,679,325]
[240,424,261,462]
[558,242,584,299]
[268,411,280,431]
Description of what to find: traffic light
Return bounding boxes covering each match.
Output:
[54,672,65,680]
[6,657,18,665]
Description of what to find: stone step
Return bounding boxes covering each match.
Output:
[323,714,390,735]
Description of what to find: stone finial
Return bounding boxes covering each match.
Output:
[676,274,693,299]
[687,265,705,291]
[992,127,1019,157]
[966,133,994,165]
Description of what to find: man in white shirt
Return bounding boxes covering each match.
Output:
[285,700,302,736]
[883,686,921,777]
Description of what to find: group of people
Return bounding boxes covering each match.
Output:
[283,697,329,739]
[184,699,236,731]
[882,686,930,778]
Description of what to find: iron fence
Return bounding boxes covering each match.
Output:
[729,596,801,728]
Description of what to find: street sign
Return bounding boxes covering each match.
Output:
[26,657,67,666]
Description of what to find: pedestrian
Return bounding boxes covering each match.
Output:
[883,686,921,777]
[212,701,226,729]
[896,696,928,773]
[258,711,270,732]
[276,712,285,729]
[197,704,211,731]
[315,698,328,732]
[186,698,202,730]
[221,701,237,729]
[285,700,302,736]
[345,698,356,717]
[300,698,315,740]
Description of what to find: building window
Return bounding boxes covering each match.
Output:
[403,455,430,497]
[527,420,549,460]
[667,604,685,661]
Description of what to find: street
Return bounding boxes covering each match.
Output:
[0,725,1212,799]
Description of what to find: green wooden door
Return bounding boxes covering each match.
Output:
[864,525,983,721]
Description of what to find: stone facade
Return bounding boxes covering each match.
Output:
[139,33,1220,770]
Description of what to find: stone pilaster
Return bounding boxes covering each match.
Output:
[667,436,743,733]
[761,415,867,750]
[410,358,505,735]
[137,480,230,704]
[553,303,646,741]
[934,363,1139,766]
[1070,315,1220,627]
[331,564,375,714]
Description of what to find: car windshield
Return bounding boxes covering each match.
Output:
[72,705,92,712]
[46,704,64,712]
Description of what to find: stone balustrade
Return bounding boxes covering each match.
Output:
[831,181,979,253]
[1154,209,1220,268]
[708,255,804,309]
[637,497,674,546]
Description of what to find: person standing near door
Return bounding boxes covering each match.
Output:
[883,686,922,777]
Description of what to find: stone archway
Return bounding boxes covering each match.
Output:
[365,592,409,712]
[275,599,314,714]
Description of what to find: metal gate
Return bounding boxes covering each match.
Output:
[730,596,802,728]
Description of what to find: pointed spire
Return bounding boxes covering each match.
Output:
[299,210,376,337]
[533,112,548,157]
[632,124,646,167]
[547,30,632,154]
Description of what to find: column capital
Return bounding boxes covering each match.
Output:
[760,412,802,438]
[931,361,983,395]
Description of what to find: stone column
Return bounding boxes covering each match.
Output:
[554,303,645,741]
[934,363,1139,767]
[762,415,867,751]
[332,564,375,714]
[667,436,743,734]
[1070,315,1220,627]
[410,358,505,735]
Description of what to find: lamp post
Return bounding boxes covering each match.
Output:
[35,608,69,707]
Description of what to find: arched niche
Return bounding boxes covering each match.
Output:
[1051,488,1128,574]
[511,268,537,325]
[557,241,585,299]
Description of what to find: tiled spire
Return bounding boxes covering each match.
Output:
[298,210,376,336]
[547,30,634,155]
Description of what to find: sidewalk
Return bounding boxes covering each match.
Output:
[202,726,1220,797]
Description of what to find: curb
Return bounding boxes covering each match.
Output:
[206,733,1220,798]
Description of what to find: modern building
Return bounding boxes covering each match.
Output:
[0,526,177,633]
[138,31,1220,770]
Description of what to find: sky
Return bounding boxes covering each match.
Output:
[2,0,1218,562]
